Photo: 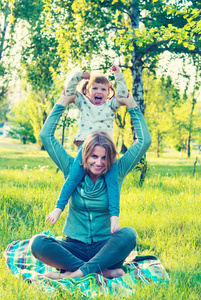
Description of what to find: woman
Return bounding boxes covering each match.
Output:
[30,92,152,279]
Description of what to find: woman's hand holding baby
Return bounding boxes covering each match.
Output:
[83,70,90,79]
[116,93,138,109]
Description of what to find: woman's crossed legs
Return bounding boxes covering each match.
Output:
[30,227,137,279]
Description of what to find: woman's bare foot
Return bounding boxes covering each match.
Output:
[69,269,84,278]
[45,269,84,280]
[100,268,125,278]
[45,271,73,280]
[45,268,124,280]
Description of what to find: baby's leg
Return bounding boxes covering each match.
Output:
[58,146,84,203]
[104,162,120,233]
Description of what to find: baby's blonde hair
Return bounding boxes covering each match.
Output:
[82,131,117,175]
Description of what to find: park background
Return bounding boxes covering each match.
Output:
[0,0,201,299]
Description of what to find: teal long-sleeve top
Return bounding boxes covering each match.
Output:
[40,104,152,244]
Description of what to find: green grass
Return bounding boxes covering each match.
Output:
[0,137,201,299]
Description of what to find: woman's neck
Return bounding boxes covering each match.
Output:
[88,172,98,184]
[90,175,98,184]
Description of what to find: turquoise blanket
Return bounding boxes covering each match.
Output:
[4,231,169,298]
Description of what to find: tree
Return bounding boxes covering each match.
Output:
[7,98,36,144]
[169,91,201,155]
[0,98,9,122]
[183,55,200,157]
[43,0,200,112]
[0,0,44,103]
[0,0,15,103]
[168,51,201,157]
[18,1,63,147]
[144,72,181,157]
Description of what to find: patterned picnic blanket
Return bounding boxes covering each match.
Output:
[4,231,169,298]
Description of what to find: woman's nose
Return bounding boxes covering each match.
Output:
[96,158,102,165]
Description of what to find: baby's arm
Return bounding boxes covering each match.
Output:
[65,70,90,96]
[111,64,128,99]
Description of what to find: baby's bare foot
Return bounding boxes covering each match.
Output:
[100,268,125,278]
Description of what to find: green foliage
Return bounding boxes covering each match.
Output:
[0,140,200,298]
[38,0,200,114]
[20,32,60,92]
[7,98,36,144]
[17,1,65,142]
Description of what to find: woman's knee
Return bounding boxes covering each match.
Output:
[30,234,47,258]
[118,227,137,247]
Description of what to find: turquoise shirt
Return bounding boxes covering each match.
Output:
[40,104,151,244]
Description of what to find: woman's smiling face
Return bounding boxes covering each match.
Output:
[86,146,106,181]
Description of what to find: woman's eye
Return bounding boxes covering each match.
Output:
[92,155,97,158]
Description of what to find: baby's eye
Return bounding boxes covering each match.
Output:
[102,88,106,91]
[92,87,97,90]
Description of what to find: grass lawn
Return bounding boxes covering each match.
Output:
[0,137,200,299]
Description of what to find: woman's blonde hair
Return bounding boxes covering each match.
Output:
[82,131,118,175]
[81,75,115,99]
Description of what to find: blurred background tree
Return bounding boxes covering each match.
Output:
[7,98,36,144]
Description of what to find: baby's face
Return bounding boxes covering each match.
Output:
[87,82,109,106]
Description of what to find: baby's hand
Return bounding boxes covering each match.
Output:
[110,216,121,234]
[110,65,121,74]
[83,70,90,79]
[46,208,62,225]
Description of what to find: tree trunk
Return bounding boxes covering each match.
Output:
[131,62,145,114]
[157,130,160,158]
[0,2,9,60]
[130,0,145,113]
[188,98,196,158]
[61,114,67,146]
[120,142,128,154]
[139,155,147,186]
[40,108,48,150]
[187,132,191,158]
[41,144,46,150]
[130,2,148,183]
[120,130,128,154]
